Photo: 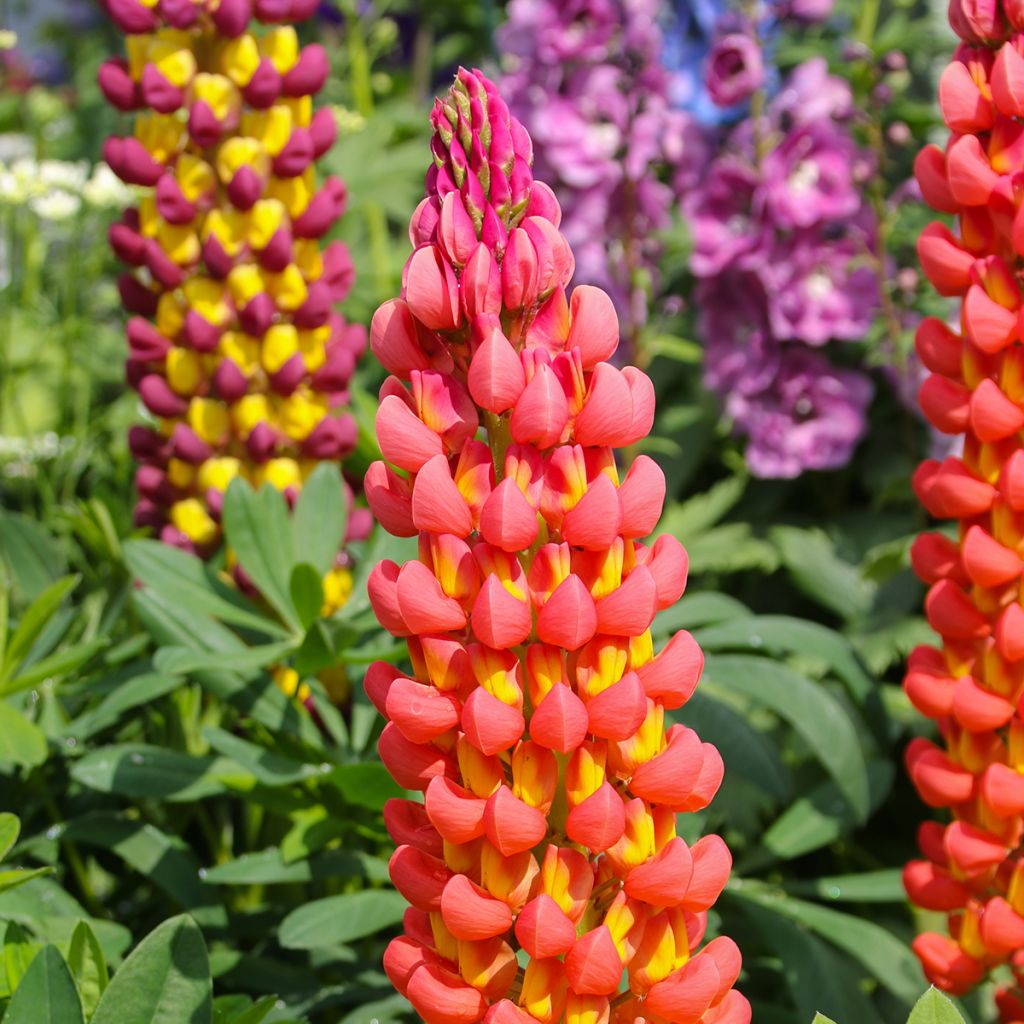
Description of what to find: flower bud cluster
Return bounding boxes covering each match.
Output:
[100,0,367,575]
[905,3,1024,1010]
[365,68,748,1024]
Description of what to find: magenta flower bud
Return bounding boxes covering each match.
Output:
[136,465,177,503]
[109,220,147,265]
[140,65,185,113]
[188,101,225,148]
[182,310,222,352]
[134,499,165,529]
[243,58,282,108]
[706,33,766,108]
[129,425,167,462]
[253,0,290,21]
[524,180,561,228]
[160,525,196,554]
[270,354,307,395]
[127,317,173,361]
[777,0,835,21]
[346,506,373,543]
[294,280,332,328]
[289,0,318,22]
[282,44,329,97]
[410,198,441,248]
[509,157,532,218]
[438,192,479,268]
[214,358,249,403]
[322,241,356,300]
[523,216,573,296]
[501,228,540,310]
[202,235,235,279]
[210,0,251,36]
[227,165,264,210]
[246,421,278,461]
[238,293,275,337]
[98,59,139,111]
[461,244,502,320]
[106,0,158,34]
[125,358,147,388]
[118,274,159,316]
[480,205,508,256]
[292,182,342,238]
[206,488,224,521]
[158,0,199,30]
[156,174,197,224]
[272,128,314,177]
[312,343,357,391]
[145,239,186,289]
[371,300,432,377]
[103,136,164,186]
[405,246,462,331]
[303,414,357,459]
[258,226,294,272]
[170,423,212,463]
[309,107,337,158]
[139,374,189,417]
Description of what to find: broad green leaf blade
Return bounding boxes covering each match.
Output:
[289,564,324,631]
[0,811,20,861]
[908,989,967,1024]
[337,994,410,1024]
[5,945,84,1024]
[4,922,39,992]
[5,638,108,695]
[0,702,48,767]
[124,540,289,639]
[703,655,870,821]
[153,641,296,678]
[91,915,212,1024]
[222,480,299,628]
[201,847,389,886]
[786,869,905,904]
[1,575,78,683]
[62,815,227,930]
[291,463,346,577]
[66,672,181,741]
[0,511,66,602]
[652,592,752,639]
[68,921,108,1020]
[199,726,322,787]
[212,994,280,1024]
[329,762,403,811]
[278,890,407,949]
[0,867,54,896]
[656,474,747,539]
[813,1015,840,1024]
[731,881,924,1003]
[71,744,246,802]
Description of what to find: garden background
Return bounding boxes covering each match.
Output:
[0,0,988,1022]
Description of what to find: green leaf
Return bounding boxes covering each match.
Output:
[5,945,84,1024]
[656,475,747,540]
[329,762,403,811]
[71,744,245,802]
[62,816,227,930]
[291,463,347,577]
[0,702,48,767]
[4,922,39,992]
[731,880,924,1003]
[0,813,20,861]
[0,867,54,896]
[908,989,967,1024]
[4,637,108,695]
[279,890,407,949]
[786,869,905,904]
[212,994,280,1024]
[289,564,324,631]
[153,641,296,678]
[0,511,65,602]
[652,592,752,639]
[68,921,108,1019]
[201,847,389,887]
[124,540,288,639]
[1,575,78,684]
[223,480,299,628]
[813,1016,840,1024]
[703,655,870,821]
[771,526,875,623]
[66,672,181,741]
[91,915,212,1024]
[200,726,322,787]
[337,994,410,1024]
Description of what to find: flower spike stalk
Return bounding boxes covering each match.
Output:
[365,68,748,1024]
[99,0,368,600]
[906,1,1024,1012]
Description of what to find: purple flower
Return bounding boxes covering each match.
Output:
[762,233,879,345]
[705,32,765,107]
[728,349,874,478]
[761,122,862,228]
[769,57,853,125]
[774,0,836,23]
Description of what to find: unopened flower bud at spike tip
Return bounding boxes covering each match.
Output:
[365,69,746,1024]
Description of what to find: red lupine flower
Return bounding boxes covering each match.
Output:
[101,0,368,614]
[907,2,1024,1013]
[364,68,748,1024]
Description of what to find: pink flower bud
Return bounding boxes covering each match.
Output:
[501,228,540,310]
[404,245,462,331]
[282,44,329,97]
[98,59,139,111]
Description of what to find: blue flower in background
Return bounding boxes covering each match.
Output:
[660,0,730,124]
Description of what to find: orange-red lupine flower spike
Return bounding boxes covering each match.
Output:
[908,3,1024,1015]
[365,68,748,1024]
[102,0,369,604]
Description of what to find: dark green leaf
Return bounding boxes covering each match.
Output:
[651,593,751,639]
[153,642,296,678]
[786,869,905,904]
[5,945,84,1024]
[291,463,347,577]
[0,511,66,602]
[201,847,389,886]
[703,655,870,821]
[279,890,407,949]
[2,575,78,683]
[66,672,181,740]
[5,638,108,695]
[329,762,403,811]
[91,915,212,1024]
[289,564,324,631]
[200,726,321,787]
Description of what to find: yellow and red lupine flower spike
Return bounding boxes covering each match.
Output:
[907,1,1024,1012]
[364,68,748,1024]
[101,0,370,589]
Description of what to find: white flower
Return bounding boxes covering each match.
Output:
[0,30,17,52]
[38,159,88,193]
[29,189,82,221]
[0,169,24,203]
[83,163,133,208]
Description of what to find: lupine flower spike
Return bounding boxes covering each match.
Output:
[100,0,369,614]
[905,1,1024,1015]
[365,68,748,1024]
